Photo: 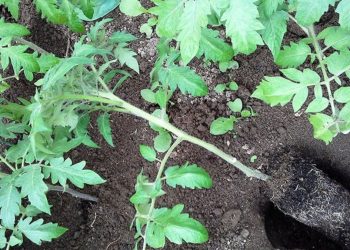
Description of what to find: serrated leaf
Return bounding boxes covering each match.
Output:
[18,217,67,245]
[43,158,105,188]
[154,131,172,153]
[152,204,208,245]
[1,0,19,19]
[97,113,114,147]
[120,0,145,16]
[114,44,139,73]
[325,50,350,76]
[0,175,21,228]
[281,68,320,84]
[177,0,211,64]
[276,42,311,68]
[61,0,85,32]
[159,65,208,96]
[228,99,243,113]
[149,0,184,38]
[222,0,264,55]
[260,11,288,59]
[252,76,305,106]
[306,97,329,113]
[15,165,50,214]
[0,20,30,37]
[318,26,350,51]
[258,0,284,16]
[198,28,234,63]
[309,113,337,144]
[336,0,350,29]
[77,0,120,21]
[37,53,60,73]
[292,87,308,112]
[210,117,235,135]
[146,222,166,248]
[295,0,335,26]
[75,114,99,148]
[165,164,212,189]
[34,0,66,24]
[139,145,157,162]
[334,87,350,103]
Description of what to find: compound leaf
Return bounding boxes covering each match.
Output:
[165,164,212,189]
[34,0,66,24]
[18,217,67,245]
[97,113,114,147]
[295,0,335,26]
[0,175,21,228]
[114,44,139,73]
[43,157,105,188]
[222,0,264,55]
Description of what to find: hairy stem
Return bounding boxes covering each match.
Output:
[13,37,49,54]
[142,137,183,250]
[47,184,98,202]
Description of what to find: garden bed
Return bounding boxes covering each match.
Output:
[2,1,350,249]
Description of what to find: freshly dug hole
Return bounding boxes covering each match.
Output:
[268,158,350,249]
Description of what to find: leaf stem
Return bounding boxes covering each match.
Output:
[308,26,337,118]
[46,184,98,202]
[142,137,183,250]
[13,37,49,54]
[0,155,15,172]
[288,14,309,35]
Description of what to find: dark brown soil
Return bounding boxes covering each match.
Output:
[2,1,350,250]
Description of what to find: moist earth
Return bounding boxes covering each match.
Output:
[2,1,350,250]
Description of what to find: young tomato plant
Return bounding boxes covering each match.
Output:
[1,18,269,249]
[253,0,350,144]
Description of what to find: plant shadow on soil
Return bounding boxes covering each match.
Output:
[4,1,350,249]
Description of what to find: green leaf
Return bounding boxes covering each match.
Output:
[228,99,243,113]
[0,20,30,37]
[295,0,335,26]
[77,0,120,21]
[155,89,168,109]
[177,0,211,64]
[318,26,350,51]
[140,23,153,38]
[339,103,350,122]
[260,11,288,59]
[149,0,184,38]
[336,0,350,29]
[43,158,105,188]
[110,31,137,43]
[0,175,21,228]
[34,0,66,24]
[222,0,264,55]
[141,89,156,103]
[210,117,236,135]
[0,45,40,79]
[130,174,165,205]
[334,87,350,103]
[77,0,94,19]
[165,164,212,189]
[15,166,50,214]
[281,68,320,84]
[120,0,145,16]
[309,113,337,144]
[252,76,305,106]
[154,131,172,153]
[149,109,169,132]
[241,109,252,117]
[276,42,311,68]
[229,81,239,91]
[292,87,308,112]
[18,217,67,245]
[198,28,234,63]
[0,82,10,94]
[214,84,227,93]
[306,97,329,113]
[1,0,19,19]
[61,0,85,33]
[139,145,157,162]
[114,44,139,73]
[152,204,208,245]
[97,113,114,147]
[0,228,6,248]
[37,53,60,73]
[325,50,350,76]
[160,65,208,96]
[258,0,284,16]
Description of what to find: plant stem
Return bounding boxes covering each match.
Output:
[0,155,15,172]
[13,37,49,54]
[288,14,309,35]
[47,184,98,202]
[308,26,337,118]
[142,137,183,250]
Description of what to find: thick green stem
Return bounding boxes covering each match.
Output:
[13,37,49,54]
[308,26,337,118]
[142,137,183,250]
